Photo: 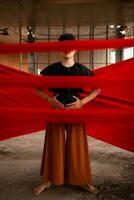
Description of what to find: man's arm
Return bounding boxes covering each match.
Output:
[66,88,101,110]
[36,66,64,108]
[35,88,64,109]
[35,88,51,102]
[81,88,101,105]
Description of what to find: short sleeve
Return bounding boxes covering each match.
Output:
[90,70,95,76]
[40,66,57,93]
[40,67,49,75]
[85,68,95,76]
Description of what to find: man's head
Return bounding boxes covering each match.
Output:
[58,33,76,59]
[58,33,75,42]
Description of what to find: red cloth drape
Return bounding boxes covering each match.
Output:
[0,39,134,152]
[0,38,134,54]
[0,58,134,152]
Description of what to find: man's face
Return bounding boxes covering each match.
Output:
[60,50,76,59]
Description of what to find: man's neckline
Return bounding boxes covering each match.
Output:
[60,62,76,68]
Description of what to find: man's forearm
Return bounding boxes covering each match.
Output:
[81,88,101,105]
[34,89,51,102]
[35,88,64,108]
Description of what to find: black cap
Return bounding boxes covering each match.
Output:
[58,33,75,41]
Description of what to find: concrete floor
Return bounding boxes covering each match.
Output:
[0,131,134,200]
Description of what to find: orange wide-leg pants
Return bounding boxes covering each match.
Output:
[40,123,92,185]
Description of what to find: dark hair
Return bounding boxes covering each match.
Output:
[58,33,75,41]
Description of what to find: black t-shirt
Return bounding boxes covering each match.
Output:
[40,62,94,106]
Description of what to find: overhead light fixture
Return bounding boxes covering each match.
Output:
[27,26,35,43]
[117,25,128,38]
[120,30,126,35]
[109,25,115,28]
[0,27,9,36]
[117,25,121,28]
[118,26,128,35]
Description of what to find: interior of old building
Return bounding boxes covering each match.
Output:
[0,1,134,200]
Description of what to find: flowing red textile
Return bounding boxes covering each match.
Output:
[0,39,134,152]
[0,58,134,152]
[0,38,134,54]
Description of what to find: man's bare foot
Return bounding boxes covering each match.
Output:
[33,182,51,196]
[82,184,97,193]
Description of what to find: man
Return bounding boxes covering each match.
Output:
[33,33,101,195]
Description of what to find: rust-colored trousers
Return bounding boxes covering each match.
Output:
[40,123,92,185]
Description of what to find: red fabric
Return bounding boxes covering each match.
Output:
[0,58,134,152]
[0,38,134,54]
[0,39,134,152]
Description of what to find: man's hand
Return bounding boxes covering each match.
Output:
[48,95,64,109]
[66,96,83,110]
